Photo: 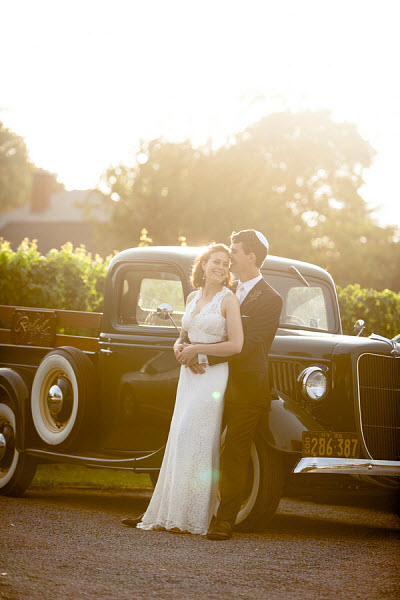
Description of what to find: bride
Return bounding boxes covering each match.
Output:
[136,243,243,535]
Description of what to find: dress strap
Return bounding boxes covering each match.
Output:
[217,286,232,302]
[188,289,203,318]
[212,286,232,311]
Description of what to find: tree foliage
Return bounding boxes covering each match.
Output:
[0,121,32,213]
[84,109,400,291]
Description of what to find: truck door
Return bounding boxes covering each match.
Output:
[98,262,188,453]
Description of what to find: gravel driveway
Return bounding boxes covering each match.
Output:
[1,488,399,600]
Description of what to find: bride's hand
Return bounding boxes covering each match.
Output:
[173,343,185,360]
[174,342,191,363]
[179,344,199,364]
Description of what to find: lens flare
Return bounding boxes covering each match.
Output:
[198,468,219,482]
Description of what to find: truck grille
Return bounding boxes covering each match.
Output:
[269,360,300,398]
[357,353,400,460]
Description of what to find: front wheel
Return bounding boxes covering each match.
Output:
[233,436,286,532]
[0,402,37,497]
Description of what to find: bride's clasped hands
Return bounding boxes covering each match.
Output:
[175,342,200,366]
[173,341,201,371]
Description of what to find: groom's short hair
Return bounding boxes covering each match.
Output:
[230,229,268,268]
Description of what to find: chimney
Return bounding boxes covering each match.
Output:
[30,169,53,213]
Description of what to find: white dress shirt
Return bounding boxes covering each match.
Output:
[236,274,263,304]
[198,274,263,364]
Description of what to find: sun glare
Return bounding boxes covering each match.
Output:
[0,0,399,225]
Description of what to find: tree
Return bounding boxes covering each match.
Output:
[0,121,32,213]
[209,110,375,257]
[85,110,400,290]
[84,138,215,252]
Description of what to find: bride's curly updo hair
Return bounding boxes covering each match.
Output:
[190,243,233,289]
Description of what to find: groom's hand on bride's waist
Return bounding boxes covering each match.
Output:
[183,353,206,374]
[187,361,206,374]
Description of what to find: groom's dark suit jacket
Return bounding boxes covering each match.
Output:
[209,278,283,404]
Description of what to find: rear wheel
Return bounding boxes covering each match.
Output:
[31,347,95,449]
[0,401,37,496]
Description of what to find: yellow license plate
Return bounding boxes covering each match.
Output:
[302,432,360,458]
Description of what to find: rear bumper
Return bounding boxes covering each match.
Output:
[293,457,400,477]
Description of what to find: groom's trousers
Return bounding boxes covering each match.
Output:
[216,371,269,526]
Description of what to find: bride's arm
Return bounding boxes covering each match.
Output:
[173,290,197,359]
[173,329,187,359]
[179,294,243,363]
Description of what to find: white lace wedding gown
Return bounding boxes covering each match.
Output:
[137,286,231,535]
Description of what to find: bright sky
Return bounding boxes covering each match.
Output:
[1,0,399,227]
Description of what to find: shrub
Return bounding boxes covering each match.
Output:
[0,238,111,312]
[337,284,400,338]
[1,239,400,340]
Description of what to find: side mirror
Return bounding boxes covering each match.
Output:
[353,319,366,337]
[157,303,180,332]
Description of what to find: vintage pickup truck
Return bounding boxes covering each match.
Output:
[0,246,399,529]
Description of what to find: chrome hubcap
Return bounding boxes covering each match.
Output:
[44,376,73,429]
[0,422,15,474]
[0,432,6,461]
[47,384,64,417]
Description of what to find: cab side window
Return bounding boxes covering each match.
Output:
[118,269,185,328]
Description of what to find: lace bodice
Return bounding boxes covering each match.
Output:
[182,287,231,344]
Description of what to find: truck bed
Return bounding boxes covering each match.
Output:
[0,305,102,352]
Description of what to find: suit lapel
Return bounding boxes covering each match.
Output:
[240,278,266,313]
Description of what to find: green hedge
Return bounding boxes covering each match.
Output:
[0,238,110,312]
[337,284,400,338]
[1,239,399,340]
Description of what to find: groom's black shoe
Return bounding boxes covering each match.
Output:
[121,514,144,528]
[206,520,233,540]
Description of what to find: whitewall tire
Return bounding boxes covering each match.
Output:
[31,347,95,449]
[235,436,286,531]
[218,430,286,532]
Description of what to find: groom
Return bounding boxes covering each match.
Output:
[196,229,282,540]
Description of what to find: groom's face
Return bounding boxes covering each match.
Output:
[229,242,248,275]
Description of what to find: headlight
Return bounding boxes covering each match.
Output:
[299,366,328,402]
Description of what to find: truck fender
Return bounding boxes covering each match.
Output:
[259,390,325,455]
[0,368,29,451]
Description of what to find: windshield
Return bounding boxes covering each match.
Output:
[262,271,337,333]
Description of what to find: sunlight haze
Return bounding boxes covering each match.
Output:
[1,0,399,226]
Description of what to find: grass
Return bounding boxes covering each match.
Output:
[31,464,152,489]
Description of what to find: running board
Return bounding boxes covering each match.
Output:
[25,446,165,471]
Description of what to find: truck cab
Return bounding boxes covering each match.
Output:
[1,246,399,529]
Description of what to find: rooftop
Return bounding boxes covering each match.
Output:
[0,189,106,228]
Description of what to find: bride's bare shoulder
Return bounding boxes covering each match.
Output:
[222,288,239,305]
[186,290,198,305]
